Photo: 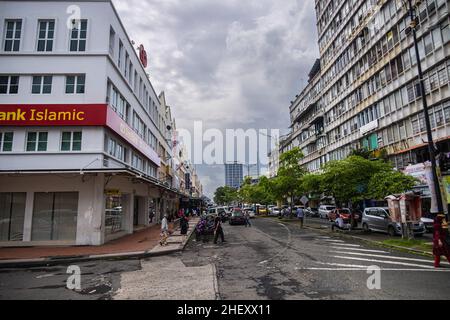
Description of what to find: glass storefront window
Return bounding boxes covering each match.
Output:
[0,192,26,241]
[105,194,125,235]
[32,192,78,241]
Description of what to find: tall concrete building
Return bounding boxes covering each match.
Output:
[284,0,449,176]
[0,0,202,247]
[225,162,244,189]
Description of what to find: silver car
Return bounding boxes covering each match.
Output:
[319,205,335,219]
[362,207,425,237]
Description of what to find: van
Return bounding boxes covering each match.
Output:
[362,207,425,236]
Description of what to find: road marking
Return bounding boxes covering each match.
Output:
[316,262,368,268]
[324,239,345,243]
[332,255,435,269]
[296,267,450,272]
[257,221,292,264]
[326,243,361,247]
[330,247,388,253]
[330,251,446,265]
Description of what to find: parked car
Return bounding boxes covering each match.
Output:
[306,207,319,218]
[362,207,425,236]
[319,205,336,219]
[258,206,268,215]
[269,207,282,216]
[207,207,229,222]
[420,216,434,233]
[328,208,360,222]
[229,208,246,225]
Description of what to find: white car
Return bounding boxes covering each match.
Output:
[318,205,336,219]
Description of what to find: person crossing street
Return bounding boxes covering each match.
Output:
[213,215,226,244]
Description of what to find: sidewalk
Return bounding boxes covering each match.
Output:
[0,217,200,268]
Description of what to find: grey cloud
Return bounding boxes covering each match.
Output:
[113,0,318,198]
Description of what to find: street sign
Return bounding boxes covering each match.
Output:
[300,196,309,205]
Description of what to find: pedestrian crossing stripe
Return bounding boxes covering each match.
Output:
[330,250,448,265]
[332,255,436,269]
[330,247,388,253]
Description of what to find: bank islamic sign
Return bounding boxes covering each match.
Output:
[0,104,106,125]
[0,104,160,166]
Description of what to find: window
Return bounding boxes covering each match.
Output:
[0,76,19,94]
[0,132,13,151]
[4,20,21,52]
[424,33,433,55]
[65,75,85,94]
[26,132,48,151]
[37,20,55,52]
[107,137,125,162]
[109,27,115,55]
[432,27,443,49]
[0,193,26,241]
[61,131,82,151]
[118,40,123,69]
[32,192,78,241]
[442,23,450,43]
[32,76,52,94]
[69,19,87,52]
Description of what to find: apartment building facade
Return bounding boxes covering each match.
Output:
[0,0,197,246]
[284,0,450,176]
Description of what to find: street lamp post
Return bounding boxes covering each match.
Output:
[405,0,445,218]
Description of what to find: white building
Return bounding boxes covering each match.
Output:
[0,0,186,246]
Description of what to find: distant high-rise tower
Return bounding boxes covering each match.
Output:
[225,162,243,189]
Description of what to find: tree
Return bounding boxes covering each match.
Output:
[301,173,323,201]
[320,156,392,207]
[368,170,418,200]
[213,186,238,206]
[272,147,306,217]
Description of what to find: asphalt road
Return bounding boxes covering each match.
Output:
[0,217,449,300]
[182,217,450,300]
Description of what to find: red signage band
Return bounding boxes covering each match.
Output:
[0,104,108,126]
[0,104,161,167]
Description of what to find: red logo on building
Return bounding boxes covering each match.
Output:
[139,44,148,68]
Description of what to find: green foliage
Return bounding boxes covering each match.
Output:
[213,185,238,205]
[368,170,418,200]
[320,156,392,204]
[301,173,323,199]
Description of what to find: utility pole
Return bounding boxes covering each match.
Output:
[406,0,445,218]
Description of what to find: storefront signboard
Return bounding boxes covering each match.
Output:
[0,104,107,126]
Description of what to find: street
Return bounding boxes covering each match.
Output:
[1,218,449,300]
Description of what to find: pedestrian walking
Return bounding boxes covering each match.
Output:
[160,214,169,246]
[213,216,226,244]
[297,206,304,228]
[433,214,450,268]
[244,210,252,227]
[180,214,189,235]
[149,210,154,223]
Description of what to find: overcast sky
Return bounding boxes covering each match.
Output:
[113,0,319,198]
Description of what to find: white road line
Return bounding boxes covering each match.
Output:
[331,251,445,265]
[327,243,361,247]
[324,239,345,243]
[316,262,368,268]
[332,255,435,269]
[257,222,292,264]
[296,267,450,272]
[330,247,388,253]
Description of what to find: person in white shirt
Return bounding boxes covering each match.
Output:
[160,214,169,246]
[333,215,350,231]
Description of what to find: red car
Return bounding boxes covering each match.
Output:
[328,208,360,223]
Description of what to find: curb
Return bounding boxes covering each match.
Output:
[275,218,434,258]
[0,219,200,269]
